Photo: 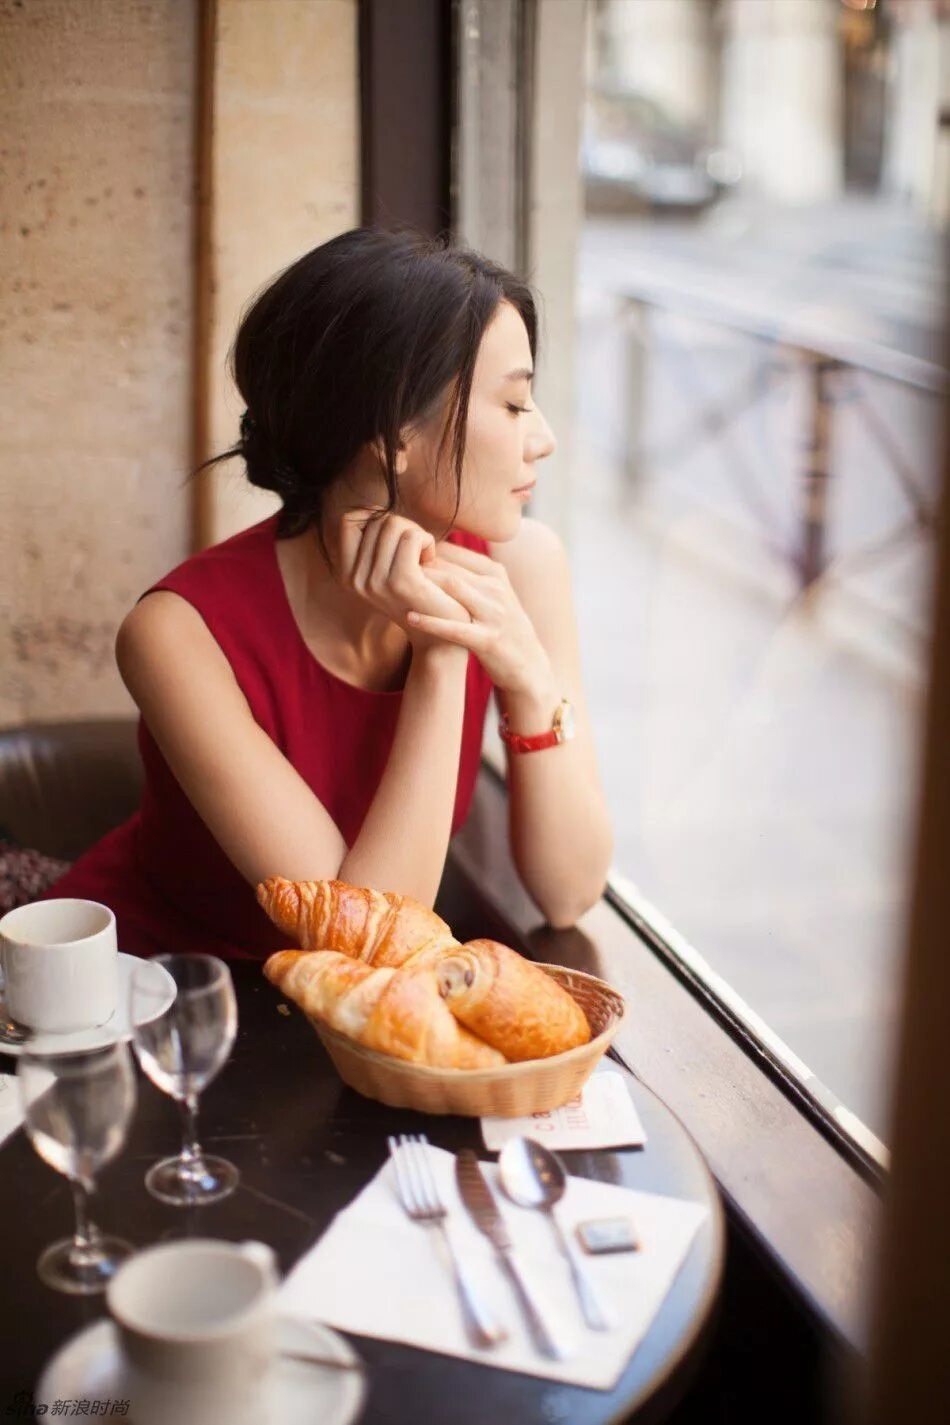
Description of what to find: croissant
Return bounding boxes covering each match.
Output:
[259,877,593,1065]
[257,876,460,967]
[433,939,591,1061]
[264,948,506,1070]
[263,947,395,1033]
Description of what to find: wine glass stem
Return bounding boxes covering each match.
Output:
[178,1091,203,1166]
[70,1176,99,1256]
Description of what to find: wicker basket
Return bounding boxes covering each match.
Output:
[305,963,628,1117]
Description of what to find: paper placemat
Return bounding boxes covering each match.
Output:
[278,1144,709,1391]
[481,1067,647,1153]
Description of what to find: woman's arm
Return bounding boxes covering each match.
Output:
[338,644,470,907]
[496,672,613,931]
[404,517,615,929]
[492,522,614,929]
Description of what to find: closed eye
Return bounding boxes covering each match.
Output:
[506,403,534,415]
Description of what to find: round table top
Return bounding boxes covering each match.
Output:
[0,959,725,1425]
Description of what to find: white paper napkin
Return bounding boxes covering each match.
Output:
[278,1144,709,1391]
[0,1074,24,1148]
[481,1067,647,1153]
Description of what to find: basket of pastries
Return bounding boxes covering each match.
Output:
[256,875,628,1117]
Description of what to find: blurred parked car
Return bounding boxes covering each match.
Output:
[581,85,743,215]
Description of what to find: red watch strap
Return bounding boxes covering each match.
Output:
[499,719,560,753]
[498,699,572,754]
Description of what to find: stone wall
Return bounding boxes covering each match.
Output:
[0,0,359,725]
[207,0,359,546]
[0,0,198,723]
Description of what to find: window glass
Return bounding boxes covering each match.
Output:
[574,0,948,1154]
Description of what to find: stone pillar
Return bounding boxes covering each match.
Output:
[718,0,843,204]
[598,0,718,136]
[881,0,950,223]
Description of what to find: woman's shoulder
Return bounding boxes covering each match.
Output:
[120,514,281,714]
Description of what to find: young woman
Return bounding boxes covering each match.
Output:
[39,227,613,959]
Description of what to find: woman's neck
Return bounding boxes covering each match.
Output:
[280,486,443,674]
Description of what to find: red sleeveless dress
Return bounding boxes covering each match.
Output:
[36,512,495,961]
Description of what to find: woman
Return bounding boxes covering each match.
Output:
[39,227,613,959]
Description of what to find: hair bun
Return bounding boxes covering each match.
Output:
[239,408,299,500]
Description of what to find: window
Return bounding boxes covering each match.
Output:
[557,0,947,1163]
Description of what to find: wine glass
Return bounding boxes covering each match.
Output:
[17,1040,137,1294]
[129,953,239,1206]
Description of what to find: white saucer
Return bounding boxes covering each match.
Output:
[36,1314,366,1425]
[0,954,176,1056]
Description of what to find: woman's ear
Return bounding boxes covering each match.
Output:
[369,433,410,477]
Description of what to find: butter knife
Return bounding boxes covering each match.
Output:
[455,1149,575,1361]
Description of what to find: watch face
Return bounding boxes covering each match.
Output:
[560,702,575,740]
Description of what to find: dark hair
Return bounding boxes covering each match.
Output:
[185,224,539,572]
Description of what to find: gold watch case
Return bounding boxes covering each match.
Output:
[554,698,576,743]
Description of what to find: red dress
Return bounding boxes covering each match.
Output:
[37,512,495,961]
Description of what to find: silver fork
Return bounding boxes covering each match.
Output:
[387,1134,508,1349]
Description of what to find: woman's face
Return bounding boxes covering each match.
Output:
[401,299,557,542]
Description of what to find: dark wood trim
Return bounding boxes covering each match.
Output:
[358,0,453,234]
[861,330,950,1422]
[440,766,881,1354]
[192,0,217,552]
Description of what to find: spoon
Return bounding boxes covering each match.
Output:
[0,984,31,1045]
[0,1008,31,1046]
[497,1137,615,1331]
[278,1349,365,1373]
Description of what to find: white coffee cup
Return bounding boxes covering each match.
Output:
[0,898,119,1033]
[106,1238,279,1425]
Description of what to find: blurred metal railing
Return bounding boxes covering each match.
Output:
[620,277,947,591]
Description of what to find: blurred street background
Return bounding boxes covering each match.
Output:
[569,0,948,1141]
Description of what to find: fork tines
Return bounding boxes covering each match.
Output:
[387,1133,443,1218]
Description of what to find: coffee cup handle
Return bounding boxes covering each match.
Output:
[239,1240,279,1285]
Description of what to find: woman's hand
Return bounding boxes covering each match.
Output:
[406,542,552,695]
[336,508,473,657]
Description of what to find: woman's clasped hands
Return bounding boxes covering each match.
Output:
[337,508,474,660]
[411,538,551,695]
[339,508,550,695]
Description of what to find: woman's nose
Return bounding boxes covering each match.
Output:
[529,406,557,461]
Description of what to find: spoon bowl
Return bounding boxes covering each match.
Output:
[498,1136,568,1210]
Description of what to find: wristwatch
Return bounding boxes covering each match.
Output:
[498,697,575,754]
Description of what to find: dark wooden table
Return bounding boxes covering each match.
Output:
[0,960,724,1425]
